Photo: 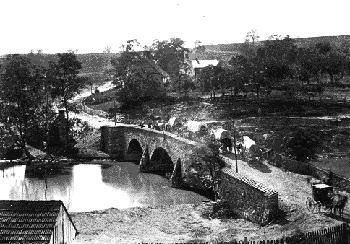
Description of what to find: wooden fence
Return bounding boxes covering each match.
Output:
[137,223,348,244]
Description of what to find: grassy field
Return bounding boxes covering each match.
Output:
[311,157,350,178]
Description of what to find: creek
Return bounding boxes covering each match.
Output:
[0,162,208,212]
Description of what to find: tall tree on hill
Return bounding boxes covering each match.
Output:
[193,40,206,53]
[240,29,260,58]
[336,41,350,79]
[312,41,350,83]
[111,51,166,105]
[103,45,114,79]
[296,42,349,84]
[228,29,265,96]
[0,54,51,159]
[257,35,298,90]
[47,52,88,144]
[197,64,221,99]
[150,38,192,94]
[222,67,244,96]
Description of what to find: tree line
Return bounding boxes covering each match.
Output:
[0,50,88,158]
[111,31,350,106]
[197,31,350,99]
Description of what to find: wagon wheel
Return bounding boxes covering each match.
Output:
[306,197,314,212]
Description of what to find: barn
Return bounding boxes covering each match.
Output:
[0,200,78,244]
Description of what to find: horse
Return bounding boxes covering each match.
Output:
[331,193,348,217]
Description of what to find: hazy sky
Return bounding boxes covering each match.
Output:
[1,0,349,55]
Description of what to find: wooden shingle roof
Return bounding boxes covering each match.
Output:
[0,200,77,244]
[127,51,171,80]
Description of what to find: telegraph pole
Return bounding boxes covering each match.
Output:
[232,120,241,173]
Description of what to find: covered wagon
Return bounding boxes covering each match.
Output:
[185,121,208,132]
[210,127,232,153]
[167,117,181,130]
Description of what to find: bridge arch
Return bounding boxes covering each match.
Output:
[149,147,174,173]
[126,139,143,162]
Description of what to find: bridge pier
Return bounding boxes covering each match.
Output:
[139,145,151,173]
[171,158,183,188]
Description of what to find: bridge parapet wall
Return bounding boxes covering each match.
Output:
[219,166,278,225]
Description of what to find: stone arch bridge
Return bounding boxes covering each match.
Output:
[100,125,279,225]
[100,125,200,187]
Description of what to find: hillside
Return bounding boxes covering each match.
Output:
[201,35,350,53]
[0,53,120,74]
[2,35,350,73]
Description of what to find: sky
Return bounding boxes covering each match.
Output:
[1,0,349,55]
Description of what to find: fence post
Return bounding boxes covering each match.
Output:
[343,223,349,244]
[243,237,248,244]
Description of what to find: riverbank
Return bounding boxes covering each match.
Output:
[70,201,342,243]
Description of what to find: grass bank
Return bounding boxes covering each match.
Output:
[70,201,341,244]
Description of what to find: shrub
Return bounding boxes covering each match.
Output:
[185,144,224,193]
[284,127,321,161]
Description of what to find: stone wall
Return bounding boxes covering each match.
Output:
[219,167,278,225]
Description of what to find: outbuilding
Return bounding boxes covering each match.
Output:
[0,200,78,244]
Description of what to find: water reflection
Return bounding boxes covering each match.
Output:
[0,162,208,212]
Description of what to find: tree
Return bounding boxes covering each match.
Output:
[0,54,51,159]
[111,51,166,106]
[296,41,350,85]
[257,35,298,92]
[313,41,346,83]
[283,127,321,161]
[186,144,225,200]
[228,29,265,97]
[222,67,243,96]
[197,65,218,99]
[180,73,196,97]
[103,45,114,78]
[150,38,192,95]
[336,41,350,79]
[47,52,88,145]
[194,40,206,53]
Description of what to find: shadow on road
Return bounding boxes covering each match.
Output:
[247,159,272,173]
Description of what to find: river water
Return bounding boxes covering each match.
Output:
[0,162,208,212]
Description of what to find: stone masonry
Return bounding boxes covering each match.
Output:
[220,167,279,225]
[100,125,198,181]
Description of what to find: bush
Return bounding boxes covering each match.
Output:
[284,127,321,161]
[331,134,350,147]
[185,144,224,192]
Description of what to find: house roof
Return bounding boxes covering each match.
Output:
[127,51,171,80]
[0,200,78,244]
[144,57,171,79]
